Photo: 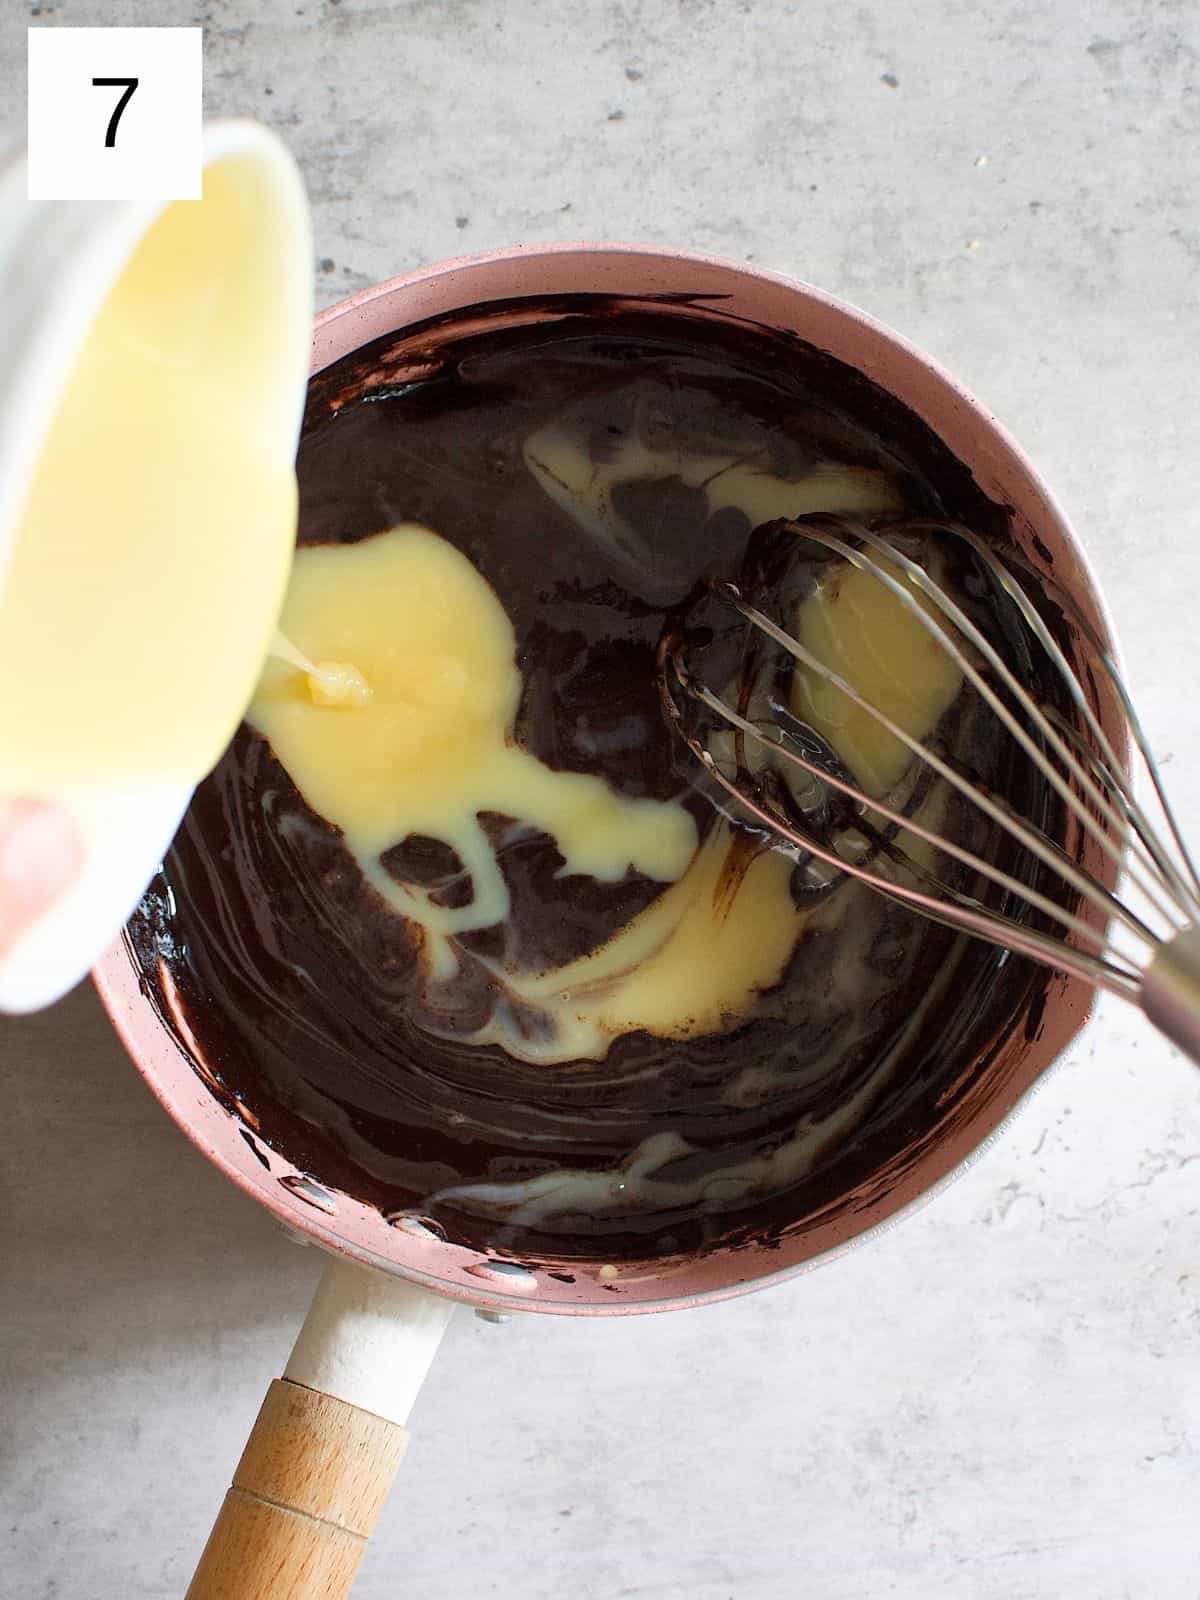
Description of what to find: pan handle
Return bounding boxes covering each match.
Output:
[185,1256,454,1600]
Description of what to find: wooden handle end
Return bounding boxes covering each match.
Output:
[185,1378,409,1600]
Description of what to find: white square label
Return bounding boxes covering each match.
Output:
[27,27,202,201]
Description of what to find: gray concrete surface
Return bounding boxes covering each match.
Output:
[2,2,1199,1596]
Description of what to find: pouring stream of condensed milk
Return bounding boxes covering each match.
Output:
[0,122,312,1011]
[268,628,373,708]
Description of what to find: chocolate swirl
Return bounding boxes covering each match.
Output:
[128,306,1063,1261]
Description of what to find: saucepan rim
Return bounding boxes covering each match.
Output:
[93,241,1123,1316]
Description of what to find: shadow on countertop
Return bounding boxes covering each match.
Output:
[0,982,321,1437]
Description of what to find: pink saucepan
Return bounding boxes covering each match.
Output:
[94,244,1126,1600]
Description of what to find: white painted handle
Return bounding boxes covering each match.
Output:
[285,1255,455,1427]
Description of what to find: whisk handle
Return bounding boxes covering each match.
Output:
[1142,927,1200,1068]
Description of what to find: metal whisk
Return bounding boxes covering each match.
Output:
[657,513,1200,1066]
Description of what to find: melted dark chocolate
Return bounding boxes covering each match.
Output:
[127,305,1067,1262]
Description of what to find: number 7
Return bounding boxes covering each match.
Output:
[92,77,139,148]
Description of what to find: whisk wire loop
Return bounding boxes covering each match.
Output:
[795,524,1182,938]
[657,514,1200,1041]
